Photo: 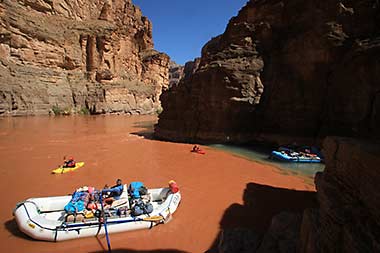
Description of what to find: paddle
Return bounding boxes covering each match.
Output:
[63,215,167,229]
[98,191,112,253]
[60,156,67,174]
[142,215,165,222]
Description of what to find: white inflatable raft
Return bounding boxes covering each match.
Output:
[13,185,181,241]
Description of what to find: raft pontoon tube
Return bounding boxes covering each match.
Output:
[13,185,181,241]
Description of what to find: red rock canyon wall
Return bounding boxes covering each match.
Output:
[0,0,169,115]
[155,0,380,144]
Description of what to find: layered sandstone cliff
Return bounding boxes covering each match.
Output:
[0,0,169,116]
[155,0,380,144]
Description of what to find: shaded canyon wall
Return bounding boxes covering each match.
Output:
[155,0,380,144]
[300,137,380,252]
[205,138,380,252]
[0,0,169,116]
[156,1,380,252]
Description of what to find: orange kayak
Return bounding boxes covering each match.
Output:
[191,150,206,155]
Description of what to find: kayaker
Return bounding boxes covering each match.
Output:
[192,145,200,152]
[63,156,76,168]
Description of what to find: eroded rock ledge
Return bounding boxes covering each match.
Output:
[0,0,169,116]
[300,137,380,252]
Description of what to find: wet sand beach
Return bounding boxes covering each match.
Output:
[0,115,315,253]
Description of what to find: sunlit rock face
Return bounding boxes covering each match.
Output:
[155,3,265,143]
[168,61,184,88]
[155,0,380,144]
[0,0,169,116]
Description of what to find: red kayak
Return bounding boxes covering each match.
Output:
[191,149,206,155]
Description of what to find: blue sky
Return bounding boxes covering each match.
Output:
[133,0,248,65]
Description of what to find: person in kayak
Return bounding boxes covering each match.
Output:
[192,145,201,152]
[63,156,76,168]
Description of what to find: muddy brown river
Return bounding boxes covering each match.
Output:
[0,115,314,253]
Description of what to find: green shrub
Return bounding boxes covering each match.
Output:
[80,107,90,115]
[52,105,63,115]
[62,108,71,115]
[156,105,163,115]
[51,105,73,115]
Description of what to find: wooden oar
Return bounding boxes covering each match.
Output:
[142,215,165,222]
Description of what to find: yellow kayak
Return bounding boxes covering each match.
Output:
[51,162,85,174]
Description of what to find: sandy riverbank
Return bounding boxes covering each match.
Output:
[0,115,316,252]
